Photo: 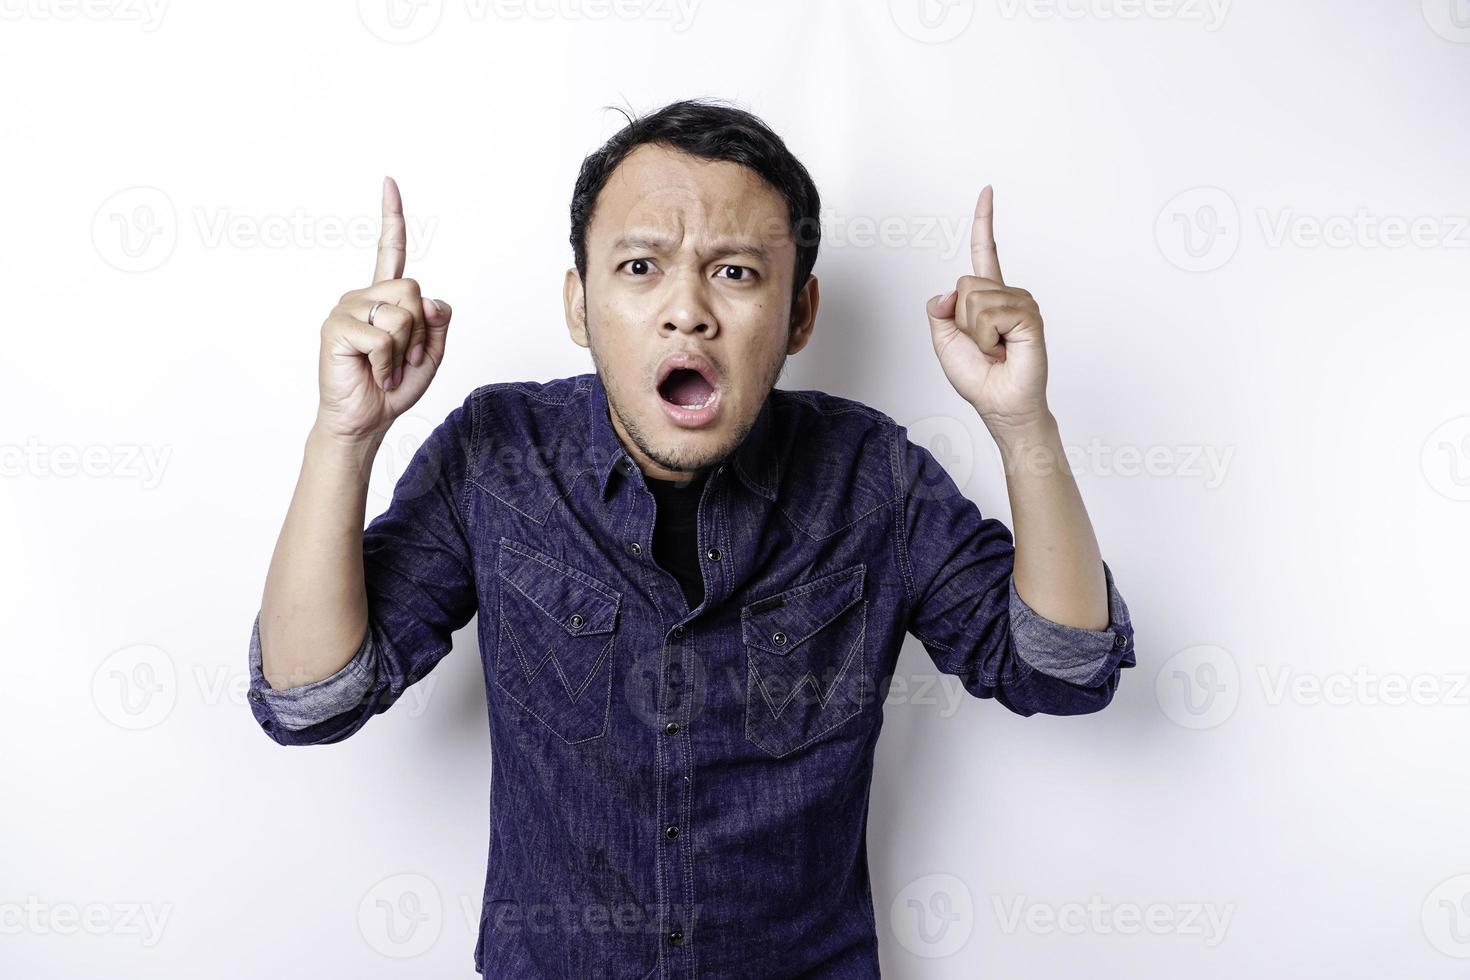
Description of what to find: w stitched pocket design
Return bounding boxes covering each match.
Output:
[741,563,869,759]
[494,538,621,744]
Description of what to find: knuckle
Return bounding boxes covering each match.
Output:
[383,309,413,336]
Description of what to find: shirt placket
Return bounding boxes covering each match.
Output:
[618,455,730,980]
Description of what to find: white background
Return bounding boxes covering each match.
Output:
[5,0,1470,976]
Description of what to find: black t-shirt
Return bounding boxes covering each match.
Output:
[643,469,710,612]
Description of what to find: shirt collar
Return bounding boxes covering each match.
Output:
[585,370,779,502]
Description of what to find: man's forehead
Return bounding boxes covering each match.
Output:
[593,145,788,238]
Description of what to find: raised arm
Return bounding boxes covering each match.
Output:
[906,185,1134,715]
[259,176,453,689]
[923,184,1108,630]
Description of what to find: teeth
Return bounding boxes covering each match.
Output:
[677,389,716,410]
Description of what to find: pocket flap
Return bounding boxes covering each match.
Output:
[741,563,865,656]
[497,539,620,635]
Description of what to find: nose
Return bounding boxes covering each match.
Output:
[660,269,716,337]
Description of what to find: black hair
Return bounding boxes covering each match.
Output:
[569,97,822,311]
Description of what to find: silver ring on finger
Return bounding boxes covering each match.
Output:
[366,300,387,326]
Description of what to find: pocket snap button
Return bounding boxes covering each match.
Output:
[771,631,787,646]
[568,613,585,630]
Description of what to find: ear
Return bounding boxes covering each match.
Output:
[564,268,589,348]
[785,274,820,355]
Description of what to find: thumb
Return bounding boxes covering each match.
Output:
[926,290,958,334]
[420,296,452,363]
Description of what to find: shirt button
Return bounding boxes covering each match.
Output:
[621,458,636,473]
[630,541,642,556]
[664,721,680,735]
[672,624,685,639]
[1113,633,1126,648]
[248,689,263,701]
[705,547,721,562]
[667,930,684,946]
[664,825,680,840]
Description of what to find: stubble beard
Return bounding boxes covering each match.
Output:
[587,319,787,479]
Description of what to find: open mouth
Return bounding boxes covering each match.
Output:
[658,367,718,409]
[654,354,722,427]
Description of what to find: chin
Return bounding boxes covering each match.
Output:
[643,416,739,471]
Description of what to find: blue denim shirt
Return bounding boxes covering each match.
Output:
[246,370,1135,978]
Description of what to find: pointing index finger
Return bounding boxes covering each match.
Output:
[969,183,1004,285]
[374,175,406,283]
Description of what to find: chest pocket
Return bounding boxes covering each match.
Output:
[741,562,869,759]
[495,538,621,744]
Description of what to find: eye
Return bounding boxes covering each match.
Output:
[618,258,656,276]
[716,264,757,282]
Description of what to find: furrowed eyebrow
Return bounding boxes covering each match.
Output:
[712,240,773,262]
[611,234,772,263]
[610,235,672,254]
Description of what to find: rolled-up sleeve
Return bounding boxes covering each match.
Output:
[247,392,480,746]
[895,422,1135,717]
[247,610,376,734]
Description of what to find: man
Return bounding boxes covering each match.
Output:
[247,99,1135,978]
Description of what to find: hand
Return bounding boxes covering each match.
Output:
[924,185,1050,434]
[315,176,453,444]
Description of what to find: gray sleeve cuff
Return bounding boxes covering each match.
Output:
[1008,562,1134,685]
[247,610,377,730]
